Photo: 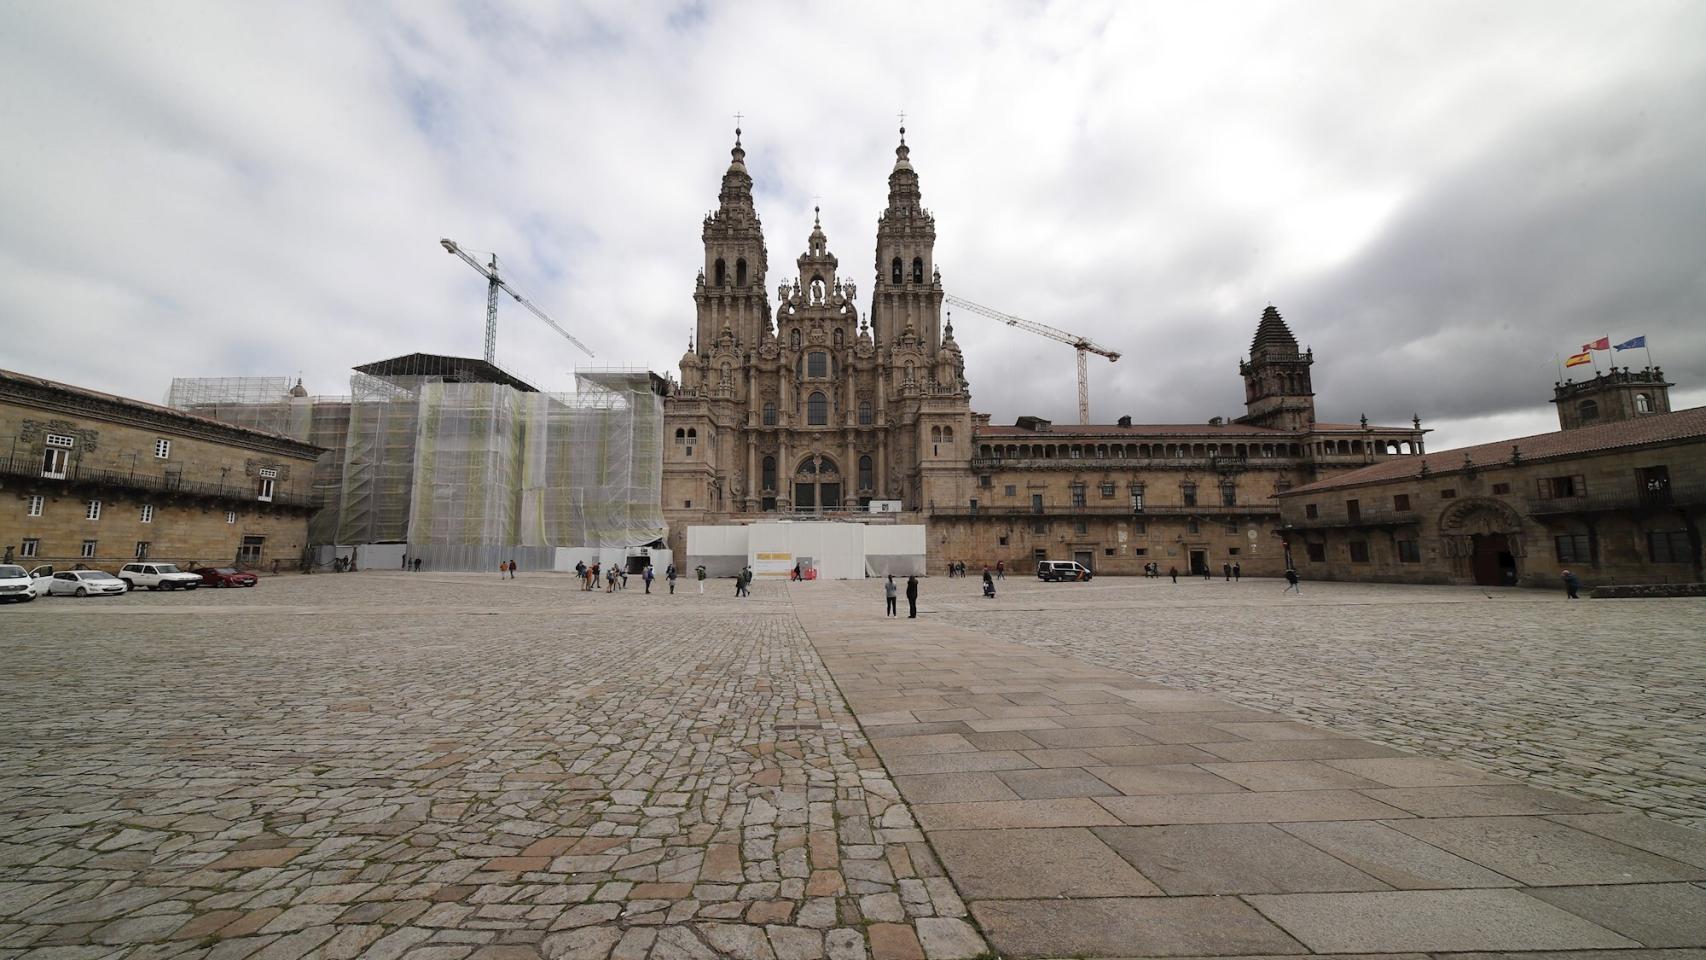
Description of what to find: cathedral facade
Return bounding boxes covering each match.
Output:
[663,130,1430,576]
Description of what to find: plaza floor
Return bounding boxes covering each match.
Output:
[1,572,1703,960]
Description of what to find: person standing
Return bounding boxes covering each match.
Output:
[575,560,586,586]
[905,574,919,618]
[401,554,409,571]
[696,564,706,594]
[995,559,1005,580]
[1169,566,1179,584]
[666,563,677,594]
[1233,561,1241,582]
[1284,568,1301,595]
[413,557,422,572]
[643,565,654,593]
[607,565,617,593]
[743,565,753,597]
[1222,561,1232,581]
[499,560,507,579]
[510,560,517,579]
[1562,568,1581,599]
[884,575,898,617]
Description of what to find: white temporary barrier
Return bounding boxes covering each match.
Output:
[685,522,925,580]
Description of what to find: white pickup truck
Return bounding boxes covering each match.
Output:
[118,562,202,591]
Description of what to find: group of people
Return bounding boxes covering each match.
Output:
[883,574,919,617]
[945,559,1005,579]
[400,555,423,572]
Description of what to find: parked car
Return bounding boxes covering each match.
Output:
[198,566,258,588]
[47,570,128,597]
[0,564,36,603]
[1036,560,1093,582]
[119,562,202,591]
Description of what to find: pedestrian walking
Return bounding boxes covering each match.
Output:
[509,560,517,579]
[401,554,409,570]
[643,565,654,593]
[414,557,422,572]
[575,560,586,585]
[905,574,919,618]
[1223,561,1232,581]
[995,559,1005,580]
[666,563,677,594]
[619,568,628,590]
[884,575,898,617]
[1233,561,1241,582]
[1562,568,1581,599]
[499,560,506,579]
[696,564,706,594]
[742,565,753,597]
[1284,568,1301,595]
[607,566,617,592]
[1169,566,1179,584]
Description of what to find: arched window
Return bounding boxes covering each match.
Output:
[942,426,953,443]
[674,428,685,440]
[714,259,726,286]
[761,456,776,491]
[858,400,873,425]
[807,352,828,377]
[762,402,777,426]
[736,258,748,286]
[931,426,942,443]
[1578,399,1600,422]
[1636,393,1651,413]
[891,257,903,284]
[790,329,801,349]
[858,455,874,490]
[798,458,817,475]
[912,257,924,283]
[807,392,828,426]
[686,428,696,439]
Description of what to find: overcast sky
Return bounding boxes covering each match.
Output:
[3,0,1703,451]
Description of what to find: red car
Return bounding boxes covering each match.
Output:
[198,566,258,588]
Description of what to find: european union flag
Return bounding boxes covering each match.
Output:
[1614,336,1646,350]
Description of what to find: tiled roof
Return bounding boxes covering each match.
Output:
[1282,405,1706,496]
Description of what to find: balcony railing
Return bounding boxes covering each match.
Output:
[928,503,1277,519]
[1284,507,1421,529]
[1527,482,1706,517]
[0,455,321,510]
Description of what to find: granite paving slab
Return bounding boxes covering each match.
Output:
[1244,889,1637,952]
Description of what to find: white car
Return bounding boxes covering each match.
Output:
[46,570,128,597]
[119,562,201,591]
[25,565,57,598]
[0,564,36,603]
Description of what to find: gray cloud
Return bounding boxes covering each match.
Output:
[2,1,1702,453]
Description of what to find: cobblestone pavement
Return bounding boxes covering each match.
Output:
[0,574,982,960]
[930,576,1706,830]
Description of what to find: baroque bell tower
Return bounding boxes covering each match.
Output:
[871,127,944,351]
[1237,305,1316,431]
[694,129,771,351]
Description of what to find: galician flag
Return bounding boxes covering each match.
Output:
[1565,352,1593,368]
[1614,336,1646,350]
[1582,336,1611,351]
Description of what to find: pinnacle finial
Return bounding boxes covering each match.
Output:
[814,205,820,226]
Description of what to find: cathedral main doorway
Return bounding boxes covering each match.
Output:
[793,456,841,513]
[1470,533,1518,587]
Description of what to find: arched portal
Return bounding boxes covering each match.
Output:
[1439,498,1526,586]
[793,455,841,512]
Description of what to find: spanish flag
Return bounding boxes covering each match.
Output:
[1565,352,1593,368]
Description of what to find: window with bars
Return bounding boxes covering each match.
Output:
[1555,534,1593,563]
[1070,486,1087,508]
[1100,482,1115,498]
[1181,483,1198,507]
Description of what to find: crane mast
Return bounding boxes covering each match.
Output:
[942,293,1119,425]
[440,238,594,363]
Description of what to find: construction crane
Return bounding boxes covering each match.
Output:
[440,238,594,364]
[943,293,1119,425]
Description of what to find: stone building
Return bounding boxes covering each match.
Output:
[1,368,323,570]
[1276,369,1703,587]
[663,130,1430,576]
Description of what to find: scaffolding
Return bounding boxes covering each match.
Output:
[168,358,666,564]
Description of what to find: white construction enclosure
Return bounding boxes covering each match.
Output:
[685,523,925,579]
